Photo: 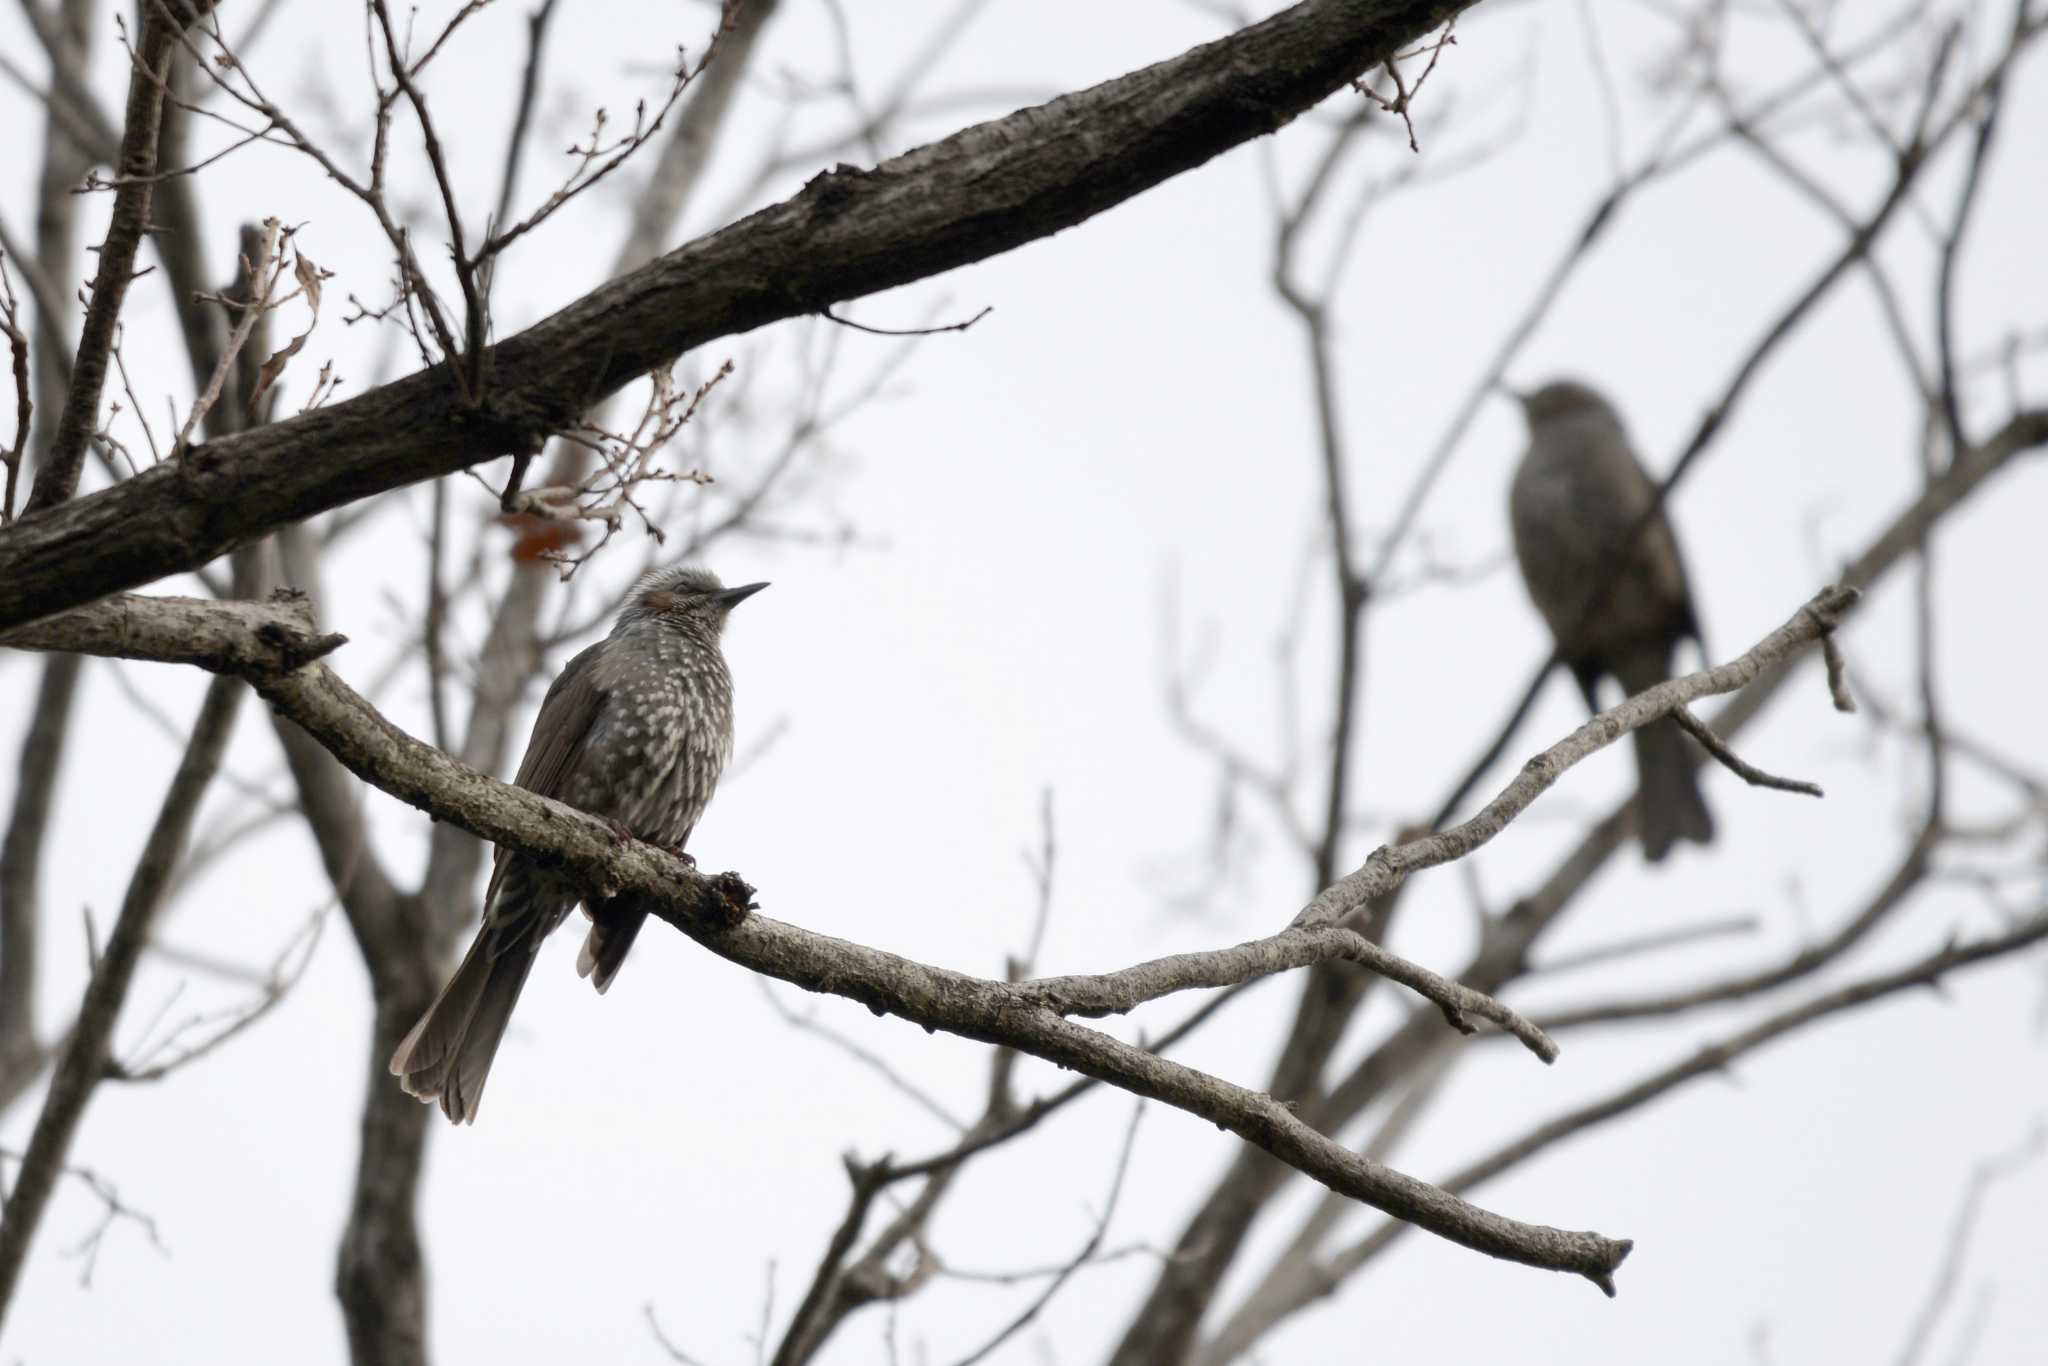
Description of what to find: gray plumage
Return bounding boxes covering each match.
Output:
[1508,379,1714,862]
[390,565,766,1122]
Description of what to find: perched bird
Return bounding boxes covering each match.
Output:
[390,565,767,1122]
[1508,379,1714,861]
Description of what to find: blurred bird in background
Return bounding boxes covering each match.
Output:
[1508,379,1714,862]
[390,565,767,1122]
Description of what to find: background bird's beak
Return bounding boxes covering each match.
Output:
[714,582,770,608]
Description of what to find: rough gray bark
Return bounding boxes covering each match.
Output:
[0,0,1468,631]
[336,980,439,1366]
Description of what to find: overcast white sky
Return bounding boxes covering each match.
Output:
[4,2,2046,1363]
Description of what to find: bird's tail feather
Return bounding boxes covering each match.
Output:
[389,929,540,1124]
[576,901,649,996]
[1609,643,1716,864]
[1632,719,1715,862]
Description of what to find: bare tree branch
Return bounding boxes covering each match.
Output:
[1183,394,2048,1362]
[0,653,81,1110]
[1527,913,1762,979]
[7,4,2043,1359]
[3,582,1880,1297]
[0,666,245,1332]
[1533,824,1936,1032]
[769,792,1061,1363]
[23,0,215,514]
[1197,911,2048,1364]
[0,0,1500,630]
[0,0,101,1115]
[944,1101,1145,1366]
[1672,706,1824,796]
[1025,923,1559,1063]
[1895,1123,2048,1366]
[487,0,563,238]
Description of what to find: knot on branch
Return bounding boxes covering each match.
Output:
[706,871,757,929]
[457,393,574,466]
[1800,583,1860,627]
[249,589,348,673]
[800,162,871,216]
[634,864,755,937]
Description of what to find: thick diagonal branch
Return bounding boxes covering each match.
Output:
[0,0,1468,630]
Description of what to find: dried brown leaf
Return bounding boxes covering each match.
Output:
[294,250,323,315]
[249,251,326,416]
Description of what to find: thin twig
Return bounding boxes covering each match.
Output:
[820,304,991,337]
[1673,707,1823,796]
[1895,1122,2048,1366]
[946,1102,1146,1366]
[758,979,968,1131]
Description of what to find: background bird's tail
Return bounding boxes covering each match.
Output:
[388,927,540,1124]
[1632,718,1715,862]
[1612,643,1715,863]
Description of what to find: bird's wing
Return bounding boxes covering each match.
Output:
[482,640,611,915]
[511,640,612,796]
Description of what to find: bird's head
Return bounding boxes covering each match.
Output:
[615,565,768,638]
[1507,378,1619,429]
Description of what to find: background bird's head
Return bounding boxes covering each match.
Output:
[1511,378,1620,430]
[614,565,768,638]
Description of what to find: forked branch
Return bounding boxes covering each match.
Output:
[3,583,1865,1292]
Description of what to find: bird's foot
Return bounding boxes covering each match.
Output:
[603,818,636,846]
[666,842,698,868]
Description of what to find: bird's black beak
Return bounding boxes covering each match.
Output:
[714,582,769,608]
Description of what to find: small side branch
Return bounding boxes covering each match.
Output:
[1025,924,1558,1064]
[1673,707,1823,797]
[1290,585,1860,933]
[1199,909,2048,1364]
[820,303,992,337]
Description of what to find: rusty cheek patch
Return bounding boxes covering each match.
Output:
[642,591,677,613]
